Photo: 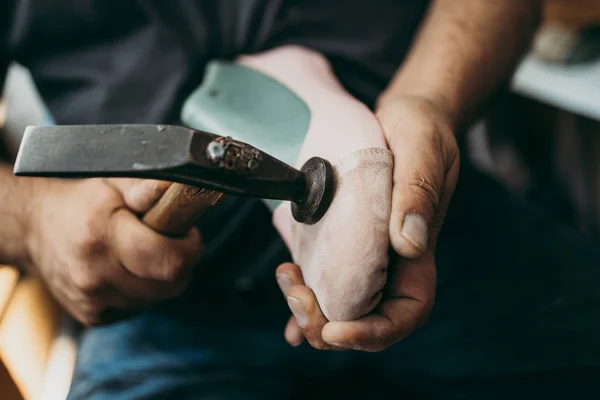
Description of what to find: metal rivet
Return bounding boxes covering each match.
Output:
[206,141,225,162]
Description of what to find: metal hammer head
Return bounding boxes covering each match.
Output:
[14,124,334,224]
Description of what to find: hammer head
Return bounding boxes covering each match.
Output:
[14,124,334,223]
[15,124,193,175]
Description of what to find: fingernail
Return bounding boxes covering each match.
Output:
[287,297,307,328]
[401,213,428,252]
[277,274,293,295]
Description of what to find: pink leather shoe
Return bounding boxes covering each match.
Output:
[239,46,394,321]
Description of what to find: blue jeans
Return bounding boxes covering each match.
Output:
[68,163,600,399]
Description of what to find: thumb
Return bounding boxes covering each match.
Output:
[105,178,172,213]
[381,107,459,259]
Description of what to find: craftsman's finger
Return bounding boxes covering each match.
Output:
[109,208,203,282]
[287,285,339,351]
[104,260,192,304]
[276,263,306,346]
[378,102,459,259]
[284,316,305,347]
[105,178,172,213]
[321,298,429,352]
[386,253,437,314]
[276,262,304,296]
[49,283,141,327]
[321,256,435,352]
[387,134,445,259]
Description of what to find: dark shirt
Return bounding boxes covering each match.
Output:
[1,0,429,295]
[2,0,429,120]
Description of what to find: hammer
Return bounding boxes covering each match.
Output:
[13,124,335,236]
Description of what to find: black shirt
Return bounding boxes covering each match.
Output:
[2,0,428,122]
[1,0,429,296]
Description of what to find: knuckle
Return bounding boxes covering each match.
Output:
[309,339,328,351]
[160,251,188,283]
[74,223,107,257]
[406,177,440,208]
[72,182,121,257]
[72,271,104,295]
[78,302,104,326]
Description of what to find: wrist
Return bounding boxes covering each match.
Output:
[376,72,463,129]
[14,178,44,270]
[375,94,457,136]
[0,168,35,268]
[18,177,67,271]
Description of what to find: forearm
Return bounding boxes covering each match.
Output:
[377,0,542,133]
[0,162,32,267]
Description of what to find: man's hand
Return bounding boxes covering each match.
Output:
[275,0,541,351]
[22,178,202,326]
[276,97,459,351]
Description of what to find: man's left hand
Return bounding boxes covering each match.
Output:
[276,96,460,351]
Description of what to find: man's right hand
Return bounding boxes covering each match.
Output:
[22,178,203,326]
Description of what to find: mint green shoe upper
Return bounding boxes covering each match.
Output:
[181,61,311,209]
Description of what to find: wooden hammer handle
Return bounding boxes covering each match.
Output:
[142,183,225,236]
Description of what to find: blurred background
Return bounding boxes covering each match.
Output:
[0,0,599,399]
[470,0,600,238]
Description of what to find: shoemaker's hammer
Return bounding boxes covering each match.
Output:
[13,124,334,236]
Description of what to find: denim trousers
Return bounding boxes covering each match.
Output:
[68,162,600,399]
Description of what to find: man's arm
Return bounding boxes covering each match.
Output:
[378,0,542,132]
[376,0,542,264]
[0,162,32,266]
[0,155,204,325]
[278,0,543,351]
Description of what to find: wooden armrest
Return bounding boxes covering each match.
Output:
[0,275,60,400]
[0,267,20,321]
[0,266,23,400]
